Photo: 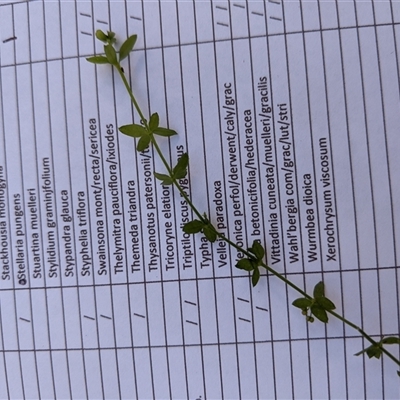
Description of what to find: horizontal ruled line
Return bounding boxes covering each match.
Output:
[2,266,397,291]
[0,333,390,353]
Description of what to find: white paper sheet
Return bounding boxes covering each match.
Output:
[0,1,399,399]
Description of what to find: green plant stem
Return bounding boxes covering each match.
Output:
[117,66,206,223]
[115,62,400,370]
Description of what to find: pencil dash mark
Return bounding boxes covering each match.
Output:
[256,306,269,312]
[130,15,142,21]
[3,37,17,43]
[251,11,264,17]
[270,16,282,21]
[216,5,228,11]
[81,31,93,36]
[237,297,250,303]
[184,300,197,306]
[268,0,281,4]
[186,320,198,326]
[100,314,112,320]
[80,12,91,18]
[83,315,95,320]
[96,20,108,25]
[239,317,251,323]
[19,317,30,323]
[217,22,229,27]
[233,3,245,8]
[134,313,145,319]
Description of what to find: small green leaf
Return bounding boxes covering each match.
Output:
[316,297,336,311]
[173,153,189,180]
[149,113,159,132]
[355,343,382,359]
[203,224,217,243]
[119,34,138,61]
[107,31,116,43]
[236,258,254,272]
[86,56,110,64]
[153,127,177,137]
[104,44,118,66]
[366,345,382,359]
[119,124,147,138]
[249,241,265,261]
[310,304,328,323]
[154,172,173,185]
[292,298,312,309]
[183,220,204,234]
[313,281,325,299]
[381,336,400,345]
[95,29,108,42]
[136,134,151,151]
[252,267,260,287]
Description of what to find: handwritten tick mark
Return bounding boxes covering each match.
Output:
[3,37,17,43]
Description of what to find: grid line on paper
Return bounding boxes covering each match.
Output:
[0,5,28,399]
[2,265,399,292]
[210,2,243,398]
[57,1,90,398]
[225,3,248,398]
[260,1,279,397]
[25,1,58,398]
[242,1,267,398]
[174,1,208,397]
[295,1,329,397]
[41,1,74,397]
[4,21,400,69]
[190,1,217,398]
[335,0,369,394]
[88,0,120,395]
[0,331,391,353]
[315,1,350,396]
[104,1,124,397]
[279,3,302,398]
[73,1,105,398]
[140,2,161,397]
[121,3,140,399]
[388,0,400,368]
[354,2,387,396]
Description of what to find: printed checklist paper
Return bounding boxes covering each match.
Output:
[0,1,400,399]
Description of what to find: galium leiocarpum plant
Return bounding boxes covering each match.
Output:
[87,30,400,377]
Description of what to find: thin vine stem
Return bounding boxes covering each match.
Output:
[87,32,400,374]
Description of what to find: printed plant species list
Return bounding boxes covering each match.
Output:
[1,1,400,399]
